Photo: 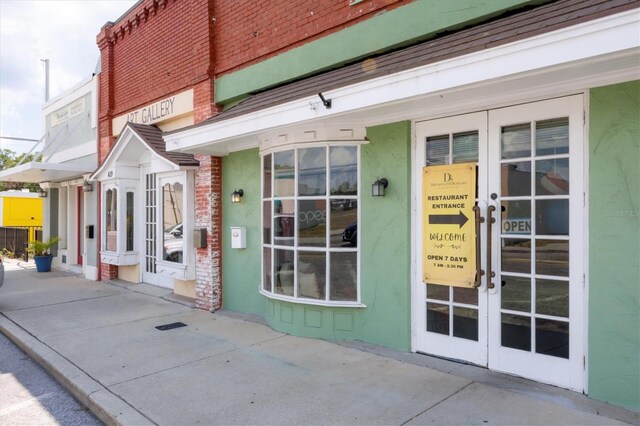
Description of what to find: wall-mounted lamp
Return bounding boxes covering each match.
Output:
[82,180,93,192]
[371,178,388,197]
[231,189,244,203]
[38,189,48,198]
[317,92,332,109]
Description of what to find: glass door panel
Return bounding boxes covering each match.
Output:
[415,96,584,392]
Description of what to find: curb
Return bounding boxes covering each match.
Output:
[0,315,153,426]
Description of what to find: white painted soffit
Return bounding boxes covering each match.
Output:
[0,162,93,183]
[165,9,640,156]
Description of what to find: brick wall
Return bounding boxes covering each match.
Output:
[213,0,410,76]
[194,155,223,311]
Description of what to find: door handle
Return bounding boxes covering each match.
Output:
[486,204,496,289]
[472,205,485,288]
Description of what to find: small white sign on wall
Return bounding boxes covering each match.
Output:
[50,98,86,127]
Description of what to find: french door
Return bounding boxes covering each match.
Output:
[414,96,585,391]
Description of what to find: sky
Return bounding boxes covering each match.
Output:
[0,0,138,154]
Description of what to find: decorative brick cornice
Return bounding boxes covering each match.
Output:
[99,0,178,47]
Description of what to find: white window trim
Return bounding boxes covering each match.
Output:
[260,141,366,307]
[100,178,139,266]
[155,171,195,281]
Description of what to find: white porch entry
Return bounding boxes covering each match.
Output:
[414,95,585,391]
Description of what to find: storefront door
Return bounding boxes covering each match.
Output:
[414,96,585,391]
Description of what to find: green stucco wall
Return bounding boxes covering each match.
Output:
[221,121,412,351]
[215,0,547,104]
[588,81,640,411]
[222,148,265,316]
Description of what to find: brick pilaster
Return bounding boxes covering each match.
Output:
[194,155,223,311]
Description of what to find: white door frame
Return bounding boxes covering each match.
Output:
[412,95,586,391]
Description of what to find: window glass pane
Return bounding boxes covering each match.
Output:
[501,162,531,196]
[536,318,569,359]
[536,240,569,277]
[536,199,569,235]
[426,135,449,165]
[501,314,531,351]
[330,252,357,301]
[536,118,568,156]
[427,302,449,335]
[298,251,325,300]
[106,188,117,251]
[263,201,272,244]
[263,154,272,198]
[274,150,294,197]
[263,248,272,292]
[298,147,326,196]
[273,199,294,246]
[330,146,357,195]
[274,249,294,296]
[501,200,531,235]
[298,200,326,247]
[536,279,569,317]
[126,192,134,251]
[453,307,478,341]
[330,200,357,248]
[501,276,531,312]
[501,238,531,274]
[163,182,183,263]
[453,287,478,305]
[427,284,449,301]
[501,123,531,159]
[536,158,569,195]
[452,131,478,163]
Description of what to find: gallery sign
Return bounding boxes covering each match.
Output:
[112,89,193,135]
[422,163,476,287]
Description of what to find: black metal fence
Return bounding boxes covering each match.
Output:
[0,226,42,259]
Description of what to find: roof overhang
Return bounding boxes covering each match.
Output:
[91,123,198,181]
[0,162,93,183]
[164,9,640,156]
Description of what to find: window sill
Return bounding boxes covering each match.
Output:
[259,289,366,308]
[100,251,138,266]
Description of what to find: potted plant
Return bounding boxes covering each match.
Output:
[27,236,61,272]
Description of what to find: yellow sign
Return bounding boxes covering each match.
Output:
[422,163,476,287]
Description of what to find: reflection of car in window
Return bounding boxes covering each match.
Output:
[163,222,183,263]
[342,223,357,246]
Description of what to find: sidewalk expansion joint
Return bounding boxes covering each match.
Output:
[3,293,128,313]
[399,381,475,426]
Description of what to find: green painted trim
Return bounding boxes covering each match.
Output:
[588,81,640,412]
[215,0,547,104]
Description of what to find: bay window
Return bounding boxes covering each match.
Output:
[261,144,360,305]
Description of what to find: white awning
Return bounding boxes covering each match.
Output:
[0,161,93,183]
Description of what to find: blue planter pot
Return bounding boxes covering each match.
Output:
[34,255,53,272]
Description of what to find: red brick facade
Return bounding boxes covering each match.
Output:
[213,0,410,76]
[95,0,408,306]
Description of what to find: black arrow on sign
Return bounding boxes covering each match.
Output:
[429,210,469,228]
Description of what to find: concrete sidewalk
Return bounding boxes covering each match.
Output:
[0,258,637,426]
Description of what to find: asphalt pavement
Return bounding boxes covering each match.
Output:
[0,332,102,425]
[0,258,637,426]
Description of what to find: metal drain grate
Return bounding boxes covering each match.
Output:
[155,322,187,331]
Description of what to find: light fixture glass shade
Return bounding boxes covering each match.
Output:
[231,189,244,203]
[82,181,93,192]
[38,189,47,198]
[371,178,388,197]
